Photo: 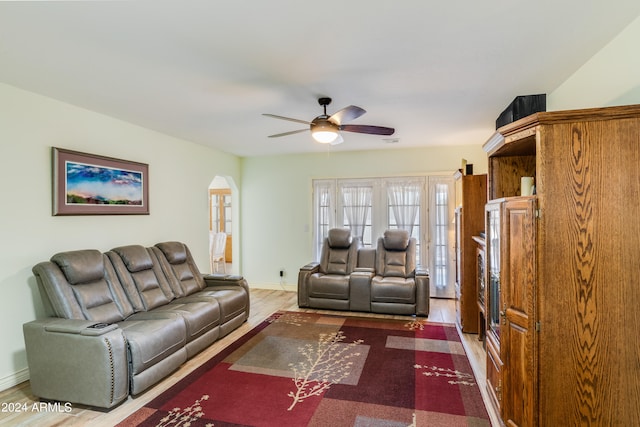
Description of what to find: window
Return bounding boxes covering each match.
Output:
[312,175,455,297]
[312,180,335,260]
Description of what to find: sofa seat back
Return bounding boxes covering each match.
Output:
[375,229,416,279]
[298,228,361,311]
[32,249,135,323]
[108,245,175,311]
[153,241,207,297]
[318,228,360,275]
[152,242,249,334]
[108,245,222,351]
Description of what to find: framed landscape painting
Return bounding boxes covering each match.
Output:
[52,147,149,215]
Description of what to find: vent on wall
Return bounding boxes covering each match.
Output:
[496,94,546,129]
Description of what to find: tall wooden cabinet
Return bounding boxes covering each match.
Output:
[454,172,487,333]
[483,104,640,426]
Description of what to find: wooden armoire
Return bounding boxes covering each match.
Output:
[482,104,640,426]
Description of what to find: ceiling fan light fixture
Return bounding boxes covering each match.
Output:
[310,119,339,143]
[312,130,339,143]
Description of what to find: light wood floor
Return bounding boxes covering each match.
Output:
[0,289,500,426]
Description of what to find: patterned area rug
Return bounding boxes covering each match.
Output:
[117,311,490,427]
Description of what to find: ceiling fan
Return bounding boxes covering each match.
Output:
[263,97,395,145]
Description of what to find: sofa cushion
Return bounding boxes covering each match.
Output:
[152,243,206,297]
[108,246,175,311]
[382,229,410,251]
[371,276,416,304]
[52,250,104,285]
[117,317,186,375]
[154,301,220,342]
[178,287,245,325]
[155,241,188,264]
[382,251,409,277]
[327,248,350,275]
[111,245,154,273]
[309,273,350,300]
[327,228,352,248]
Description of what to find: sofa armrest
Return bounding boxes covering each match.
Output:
[416,266,429,277]
[350,270,375,312]
[203,273,250,298]
[297,262,320,308]
[415,266,430,316]
[300,262,320,272]
[23,318,129,409]
[43,318,119,336]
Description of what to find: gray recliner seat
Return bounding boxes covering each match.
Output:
[108,244,222,359]
[371,229,429,316]
[24,241,251,409]
[298,228,430,316]
[150,241,250,337]
[298,228,361,311]
[26,249,188,407]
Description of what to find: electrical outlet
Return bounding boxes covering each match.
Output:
[279,269,284,277]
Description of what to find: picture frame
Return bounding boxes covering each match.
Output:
[52,147,149,215]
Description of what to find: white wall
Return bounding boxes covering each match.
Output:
[240,145,488,290]
[0,83,241,389]
[548,15,640,110]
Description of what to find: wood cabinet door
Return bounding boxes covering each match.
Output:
[501,197,537,427]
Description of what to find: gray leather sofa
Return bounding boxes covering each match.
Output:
[298,229,429,316]
[23,241,249,409]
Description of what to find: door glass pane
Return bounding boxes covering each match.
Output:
[488,207,501,339]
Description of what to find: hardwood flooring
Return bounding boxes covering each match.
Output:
[0,289,500,426]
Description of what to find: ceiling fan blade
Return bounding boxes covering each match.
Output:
[330,134,344,145]
[267,129,309,138]
[340,124,395,136]
[262,113,310,125]
[328,105,366,125]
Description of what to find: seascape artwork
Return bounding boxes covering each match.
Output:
[65,161,144,206]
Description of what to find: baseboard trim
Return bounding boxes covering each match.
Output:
[0,368,29,392]
[249,283,297,292]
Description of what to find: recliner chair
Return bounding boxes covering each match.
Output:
[298,228,361,310]
[371,229,429,316]
[298,228,429,316]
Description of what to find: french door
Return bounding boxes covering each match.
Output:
[312,175,456,298]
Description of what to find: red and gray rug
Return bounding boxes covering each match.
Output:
[118,311,490,426]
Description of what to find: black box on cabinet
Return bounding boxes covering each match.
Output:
[496,94,546,129]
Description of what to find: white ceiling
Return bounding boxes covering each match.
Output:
[1,1,639,157]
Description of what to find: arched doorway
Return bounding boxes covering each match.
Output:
[209,176,235,272]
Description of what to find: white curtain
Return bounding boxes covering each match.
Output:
[313,180,335,260]
[387,180,421,235]
[341,185,372,242]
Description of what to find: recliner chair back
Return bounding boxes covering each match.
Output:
[318,228,360,275]
[32,249,135,323]
[108,245,176,311]
[375,229,416,278]
[152,241,208,297]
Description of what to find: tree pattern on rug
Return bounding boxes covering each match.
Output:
[405,319,427,331]
[156,395,212,427]
[414,364,477,386]
[287,331,363,411]
[266,311,305,326]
